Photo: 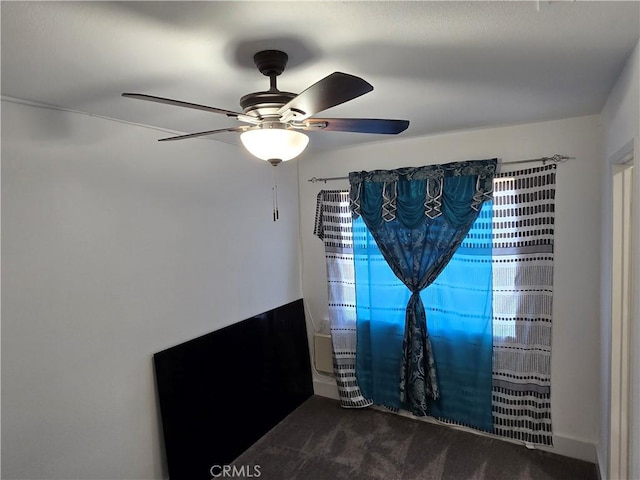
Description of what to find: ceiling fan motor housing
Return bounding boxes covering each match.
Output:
[239,90,296,118]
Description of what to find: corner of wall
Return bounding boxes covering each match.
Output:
[596,442,606,480]
[598,37,640,480]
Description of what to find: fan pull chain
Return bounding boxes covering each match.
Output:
[272,168,279,222]
[272,185,279,221]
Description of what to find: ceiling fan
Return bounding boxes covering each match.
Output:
[123,50,410,166]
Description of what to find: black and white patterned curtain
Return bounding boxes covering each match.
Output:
[491,164,556,445]
[314,191,372,408]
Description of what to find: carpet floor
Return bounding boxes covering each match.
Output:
[232,395,598,480]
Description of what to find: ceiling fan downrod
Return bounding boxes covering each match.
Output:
[253,50,289,92]
[239,50,297,118]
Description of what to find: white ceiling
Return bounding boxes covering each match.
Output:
[2,1,639,153]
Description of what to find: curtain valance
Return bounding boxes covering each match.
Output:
[349,160,497,230]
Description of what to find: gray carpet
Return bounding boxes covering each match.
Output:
[232,395,598,480]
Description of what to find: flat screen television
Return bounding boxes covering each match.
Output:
[154,299,313,479]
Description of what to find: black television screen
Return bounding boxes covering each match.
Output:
[153,299,313,479]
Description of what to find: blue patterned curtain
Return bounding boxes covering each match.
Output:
[349,159,497,416]
[423,199,494,431]
[352,215,409,409]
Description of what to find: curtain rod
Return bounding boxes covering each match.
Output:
[306,154,573,183]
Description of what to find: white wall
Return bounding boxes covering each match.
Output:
[600,39,640,480]
[299,115,603,462]
[1,100,302,480]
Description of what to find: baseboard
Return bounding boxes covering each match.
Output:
[313,377,597,464]
[537,434,597,464]
[313,377,339,401]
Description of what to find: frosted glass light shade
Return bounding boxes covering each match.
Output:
[240,128,309,162]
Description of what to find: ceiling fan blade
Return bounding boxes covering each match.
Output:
[302,118,409,134]
[158,126,249,142]
[278,72,373,121]
[122,93,258,123]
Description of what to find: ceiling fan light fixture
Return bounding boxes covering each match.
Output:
[240,126,309,164]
